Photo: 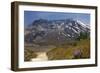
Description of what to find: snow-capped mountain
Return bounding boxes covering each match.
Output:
[24,19,90,45]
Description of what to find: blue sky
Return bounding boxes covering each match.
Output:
[24,11,90,26]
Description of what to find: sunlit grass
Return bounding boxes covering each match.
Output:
[47,39,90,60]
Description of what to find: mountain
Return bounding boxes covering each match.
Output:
[24,19,90,45]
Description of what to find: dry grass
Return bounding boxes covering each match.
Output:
[47,39,90,60]
[24,39,90,61]
[24,48,37,61]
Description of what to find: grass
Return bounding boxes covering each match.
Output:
[47,39,90,60]
[24,48,37,61]
[24,39,90,61]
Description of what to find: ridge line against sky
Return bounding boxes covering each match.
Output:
[24,11,90,26]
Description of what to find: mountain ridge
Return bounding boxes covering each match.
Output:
[24,19,90,45]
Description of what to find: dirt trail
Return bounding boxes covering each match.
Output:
[31,52,48,61]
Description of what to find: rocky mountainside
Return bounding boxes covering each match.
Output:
[24,19,90,45]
